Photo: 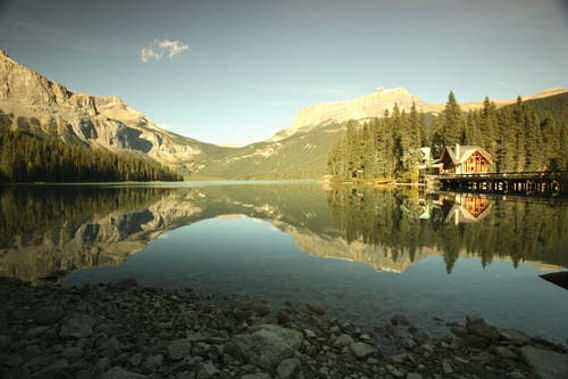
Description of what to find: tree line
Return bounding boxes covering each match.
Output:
[327,92,568,181]
[0,130,183,182]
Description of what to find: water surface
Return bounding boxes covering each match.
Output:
[1,183,567,345]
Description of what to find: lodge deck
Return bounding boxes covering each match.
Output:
[434,171,568,195]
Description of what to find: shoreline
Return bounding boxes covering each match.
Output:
[1,278,567,378]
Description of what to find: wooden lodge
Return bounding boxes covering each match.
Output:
[439,144,492,174]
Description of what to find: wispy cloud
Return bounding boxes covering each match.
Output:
[140,39,190,63]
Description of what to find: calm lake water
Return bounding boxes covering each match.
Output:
[1,182,567,345]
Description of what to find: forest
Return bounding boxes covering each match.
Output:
[0,130,183,182]
[327,93,568,181]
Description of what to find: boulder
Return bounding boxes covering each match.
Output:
[349,342,376,359]
[232,324,303,368]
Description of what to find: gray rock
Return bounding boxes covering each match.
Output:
[305,302,326,316]
[142,353,164,372]
[25,326,50,338]
[232,324,303,368]
[494,346,516,360]
[521,345,568,379]
[303,329,316,339]
[333,334,354,347]
[62,346,84,359]
[197,362,219,378]
[386,364,405,378]
[98,367,149,379]
[60,315,95,338]
[33,358,69,377]
[349,342,375,359]
[406,373,423,379]
[241,374,271,379]
[129,353,142,367]
[94,357,111,375]
[510,371,525,379]
[499,329,531,345]
[276,357,301,379]
[168,339,193,361]
[442,359,453,374]
[101,337,121,357]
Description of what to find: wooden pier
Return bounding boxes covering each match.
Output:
[436,171,568,196]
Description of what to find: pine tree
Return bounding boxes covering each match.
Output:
[440,91,463,147]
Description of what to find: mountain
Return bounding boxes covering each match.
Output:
[196,86,567,179]
[1,50,566,180]
[0,50,228,175]
[272,86,568,141]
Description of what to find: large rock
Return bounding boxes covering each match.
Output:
[465,315,499,341]
[349,342,376,359]
[521,346,568,379]
[499,329,531,345]
[232,324,303,368]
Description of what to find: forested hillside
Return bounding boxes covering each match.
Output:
[328,92,568,181]
[0,128,183,182]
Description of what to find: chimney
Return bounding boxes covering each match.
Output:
[455,143,460,159]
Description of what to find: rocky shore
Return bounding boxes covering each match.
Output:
[1,277,567,379]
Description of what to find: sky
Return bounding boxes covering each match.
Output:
[1,0,568,145]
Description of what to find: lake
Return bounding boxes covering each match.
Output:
[1,182,567,346]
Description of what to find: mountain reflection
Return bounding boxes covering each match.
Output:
[0,184,567,283]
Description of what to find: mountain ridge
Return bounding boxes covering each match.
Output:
[1,50,566,179]
[271,85,568,141]
[0,49,230,175]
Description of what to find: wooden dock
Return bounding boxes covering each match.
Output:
[435,171,568,196]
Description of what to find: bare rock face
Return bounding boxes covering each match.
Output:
[0,50,226,172]
[272,85,568,141]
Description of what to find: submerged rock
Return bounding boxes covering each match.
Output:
[305,302,326,316]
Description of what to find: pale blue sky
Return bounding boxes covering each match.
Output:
[1,0,567,145]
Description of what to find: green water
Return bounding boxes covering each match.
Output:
[0,183,567,345]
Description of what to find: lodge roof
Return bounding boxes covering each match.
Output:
[442,145,493,165]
